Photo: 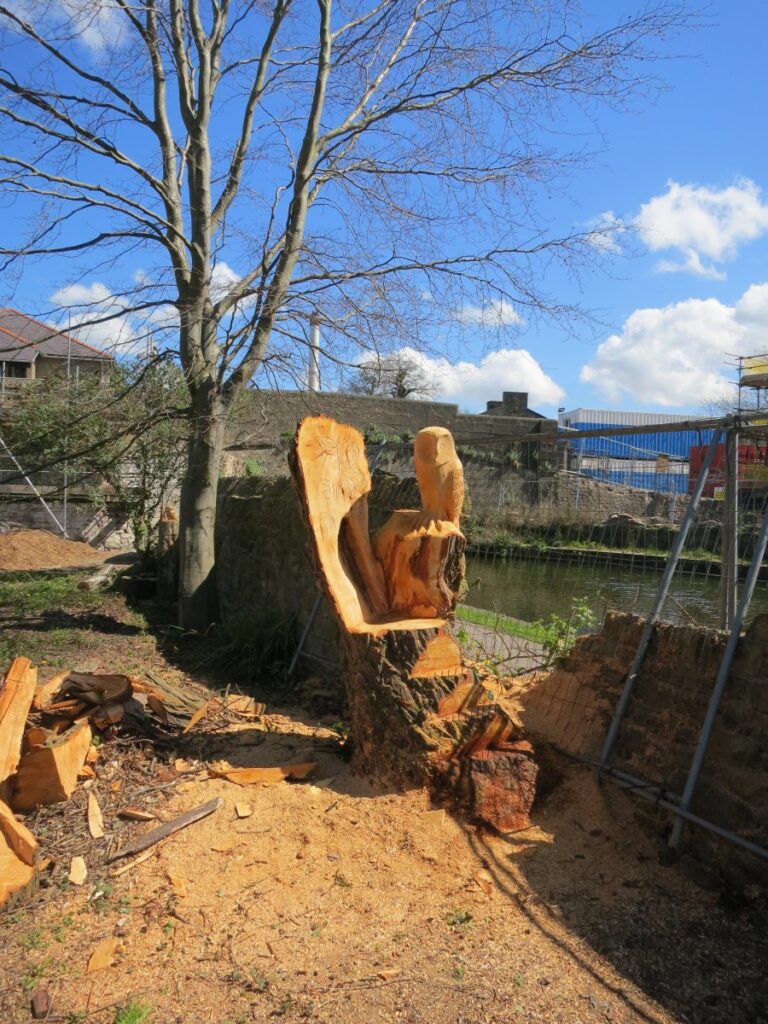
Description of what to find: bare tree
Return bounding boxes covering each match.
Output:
[347,353,435,400]
[0,0,689,628]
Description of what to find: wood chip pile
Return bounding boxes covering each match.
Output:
[0,529,109,572]
[0,657,269,907]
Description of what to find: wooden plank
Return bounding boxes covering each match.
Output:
[0,657,37,788]
[209,763,317,786]
[11,719,93,812]
[106,797,223,863]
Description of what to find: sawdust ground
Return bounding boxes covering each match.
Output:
[1,586,767,1024]
[0,529,110,571]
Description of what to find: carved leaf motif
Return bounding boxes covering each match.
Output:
[315,435,338,457]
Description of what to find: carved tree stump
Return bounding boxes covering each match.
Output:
[291,416,536,829]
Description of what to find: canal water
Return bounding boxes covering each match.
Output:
[464,553,768,631]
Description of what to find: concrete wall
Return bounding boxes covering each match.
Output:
[0,494,133,549]
[513,611,768,886]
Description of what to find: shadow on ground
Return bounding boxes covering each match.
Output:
[462,758,768,1024]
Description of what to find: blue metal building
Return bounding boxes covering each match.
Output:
[557,408,717,494]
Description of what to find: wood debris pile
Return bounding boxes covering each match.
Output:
[0,656,266,907]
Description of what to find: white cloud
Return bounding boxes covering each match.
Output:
[454,299,523,328]
[635,179,768,279]
[395,345,564,410]
[581,282,768,407]
[5,0,125,50]
[49,281,142,354]
[585,210,626,254]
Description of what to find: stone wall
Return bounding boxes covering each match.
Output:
[513,611,768,886]
[215,476,338,669]
[227,389,556,453]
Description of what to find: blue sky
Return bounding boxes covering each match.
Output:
[3,1,768,417]
[500,1,768,416]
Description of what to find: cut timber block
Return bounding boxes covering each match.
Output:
[0,658,37,791]
[0,798,37,908]
[11,719,93,812]
[447,743,538,833]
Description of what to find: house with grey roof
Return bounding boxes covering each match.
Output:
[0,308,111,386]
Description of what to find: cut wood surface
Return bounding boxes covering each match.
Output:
[0,657,37,788]
[182,701,210,733]
[117,807,155,822]
[69,856,87,885]
[23,726,52,752]
[107,796,223,863]
[11,719,93,812]
[87,937,122,971]
[410,633,464,679]
[292,417,446,635]
[58,672,133,705]
[210,763,317,786]
[0,826,35,907]
[0,798,37,865]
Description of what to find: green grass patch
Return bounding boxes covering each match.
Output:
[114,1004,153,1024]
[455,604,551,643]
[0,573,104,617]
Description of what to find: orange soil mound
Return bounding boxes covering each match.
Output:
[0,530,107,572]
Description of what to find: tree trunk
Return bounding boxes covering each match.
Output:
[178,385,228,631]
[291,416,537,831]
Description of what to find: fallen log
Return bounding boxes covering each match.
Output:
[77,562,120,591]
[107,796,223,863]
[291,417,537,831]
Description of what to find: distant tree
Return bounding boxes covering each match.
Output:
[347,354,436,401]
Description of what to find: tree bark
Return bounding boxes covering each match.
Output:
[177,384,228,631]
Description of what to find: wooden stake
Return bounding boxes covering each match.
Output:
[106,797,223,863]
[0,657,37,791]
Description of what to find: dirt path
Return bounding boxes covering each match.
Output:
[1,581,766,1024]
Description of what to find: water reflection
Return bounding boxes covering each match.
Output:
[464,553,768,630]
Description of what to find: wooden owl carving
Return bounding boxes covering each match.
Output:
[414,427,464,525]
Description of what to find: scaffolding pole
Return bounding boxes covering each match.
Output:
[669,501,768,851]
[720,426,739,629]
[598,425,725,773]
[0,434,66,536]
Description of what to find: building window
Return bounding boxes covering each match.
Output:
[0,362,27,379]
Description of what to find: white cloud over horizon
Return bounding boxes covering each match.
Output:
[395,345,564,410]
[635,179,768,279]
[581,282,768,407]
